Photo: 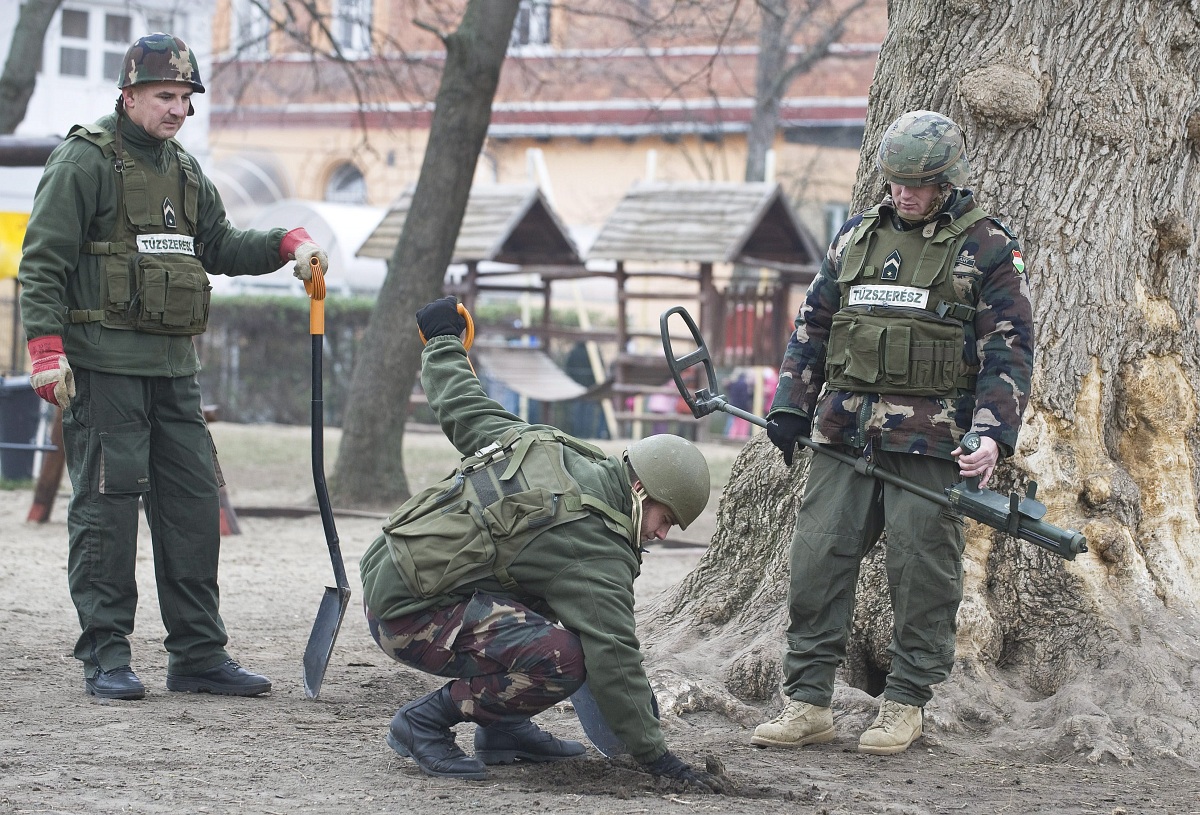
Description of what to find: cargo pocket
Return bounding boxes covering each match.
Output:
[385,499,495,599]
[843,321,884,384]
[882,324,911,386]
[98,422,151,495]
[162,269,209,329]
[130,254,211,335]
[483,488,557,540]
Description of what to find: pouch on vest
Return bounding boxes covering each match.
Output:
[826,309,965,396]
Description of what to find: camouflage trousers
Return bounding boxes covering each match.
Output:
[782,446,965,709]
[365,591,586,724]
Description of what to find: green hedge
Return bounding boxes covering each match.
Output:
[196,296,373,425]
[195,295,614,426]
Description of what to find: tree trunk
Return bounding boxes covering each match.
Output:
[744,2,787,183]
[0,0,64,135]
[644,0,1200,765]
[330,0,521,509]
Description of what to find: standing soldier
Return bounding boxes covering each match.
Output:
[18,33,329,700]
[751,111,1035,755]
[359,296,725,791]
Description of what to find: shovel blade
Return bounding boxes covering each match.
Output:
[302,585,351,699]
[570,679,660,758]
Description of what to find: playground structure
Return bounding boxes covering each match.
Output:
[358,180,823,440]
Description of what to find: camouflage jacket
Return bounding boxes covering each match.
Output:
[769,189,1034,460]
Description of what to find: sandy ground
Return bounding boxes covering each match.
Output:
[1,422,1196,814]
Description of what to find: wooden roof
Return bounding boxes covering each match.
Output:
[356,184,581,266]
[586,181,822,266]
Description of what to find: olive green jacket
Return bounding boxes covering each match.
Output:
[360,336,668,763]
[18,113,286,376]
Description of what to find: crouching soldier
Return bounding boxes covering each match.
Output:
[359,296,725,792]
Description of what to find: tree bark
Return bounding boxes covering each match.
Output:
[0,0,64,135]
[645,0,1200,765]
[330,0,520,509]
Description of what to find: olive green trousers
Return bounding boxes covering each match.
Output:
[782,446,965,708]
[63,368,230,677]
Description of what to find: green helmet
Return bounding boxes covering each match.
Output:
[625,434,710,530]
[117,33,205,94]
[877,110,970,187]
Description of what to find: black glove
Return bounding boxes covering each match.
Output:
[415,296,467,341]
[766,412,811,467]
[642,750,727,794]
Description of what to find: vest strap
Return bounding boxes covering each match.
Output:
[68,309,106,323]
[936,301,976,322]
[81,241,127,255]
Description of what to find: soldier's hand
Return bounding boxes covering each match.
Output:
[27,336,75,409]
[280,227,329,281]
[953,433,1000,488]
[641,750,728,794]
[416,296,467,341]
[766,412,811,467]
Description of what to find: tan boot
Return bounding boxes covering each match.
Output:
[750,700,835,748]
[858,699,923,755]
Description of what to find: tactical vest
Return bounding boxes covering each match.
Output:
[381,426,636,600]
[824,205,987,397]
[66,123,211,336]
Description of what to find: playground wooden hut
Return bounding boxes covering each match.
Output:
[584,181,823,435]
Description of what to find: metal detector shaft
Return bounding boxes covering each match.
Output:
[659,305,1087,561]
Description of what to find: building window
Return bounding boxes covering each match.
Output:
[59,9,89,77]
[103,14,132,83]
[55,7,132,82]
[332,0,372,57]
[510,0,550,49]
[824,203,849,246]
[325,163,367,204]
[232,0,271,60]
[145,13,188,41]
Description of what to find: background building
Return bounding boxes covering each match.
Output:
[207,0,885,244]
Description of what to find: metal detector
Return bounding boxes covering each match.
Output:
[659,305,1088,561]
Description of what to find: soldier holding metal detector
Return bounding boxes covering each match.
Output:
[358,296,725,791]
[750,110,1036,755]
[658,111,1077,757]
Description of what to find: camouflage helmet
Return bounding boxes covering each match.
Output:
[117,33,205,95]
[877,110,970,187]
[625,434,710,530]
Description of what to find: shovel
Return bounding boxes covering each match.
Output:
[302,256,351,699]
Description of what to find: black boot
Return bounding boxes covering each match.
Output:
[85,666,146,700]
[473,718,587,765]
[387,684,487,780]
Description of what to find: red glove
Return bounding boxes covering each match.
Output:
[28,335,75,408]
[279,227,329,281]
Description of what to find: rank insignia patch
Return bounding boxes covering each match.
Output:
[163,197,177,230]
[881,250,902,281]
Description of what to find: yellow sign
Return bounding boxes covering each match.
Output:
[0,211,30,281]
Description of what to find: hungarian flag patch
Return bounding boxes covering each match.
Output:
[1011,250,1025,274]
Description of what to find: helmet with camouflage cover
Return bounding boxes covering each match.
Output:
[117,33,205,95]
[625,434,710,530]
[877,110,970,187]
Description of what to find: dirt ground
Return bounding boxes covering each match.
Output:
[1,422,1196,815]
